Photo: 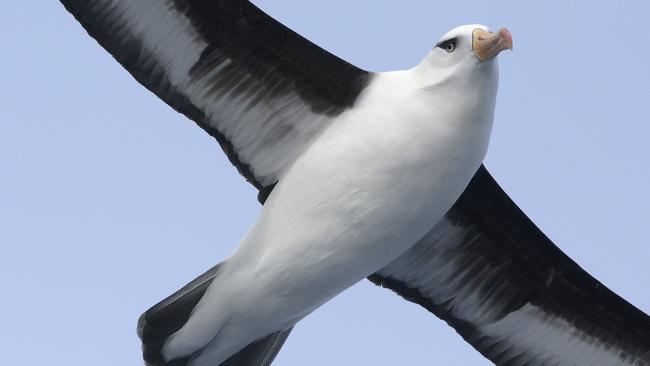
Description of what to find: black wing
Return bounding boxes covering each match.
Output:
[59,0,372,202]
[370,165,650,366]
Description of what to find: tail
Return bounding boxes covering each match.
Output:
[137,263,293,366]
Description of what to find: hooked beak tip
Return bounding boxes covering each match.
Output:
[498,28,514,50]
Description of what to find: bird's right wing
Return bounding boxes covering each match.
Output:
[59,0,372,203]
[370,165,650,366]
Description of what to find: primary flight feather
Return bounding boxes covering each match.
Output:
[59,1,650,365]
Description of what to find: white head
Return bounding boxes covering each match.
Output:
[415,24,512,89]
[410,24,513,137]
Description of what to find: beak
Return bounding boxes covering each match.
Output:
[472,28,513,62]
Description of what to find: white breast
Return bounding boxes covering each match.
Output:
[164,65,498,364]
[236,67,496,322]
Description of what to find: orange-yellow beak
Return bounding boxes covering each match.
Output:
[472,28,513,62]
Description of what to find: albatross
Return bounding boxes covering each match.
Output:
[59,1,650,365]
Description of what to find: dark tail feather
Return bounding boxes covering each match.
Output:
[137,263,223,365]
[137,262,293,366]
[220,327,293,366]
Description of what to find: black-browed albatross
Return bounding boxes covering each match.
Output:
[58,1,650,365]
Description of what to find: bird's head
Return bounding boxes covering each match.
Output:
[415,24,512,90]
[434,25,512,64]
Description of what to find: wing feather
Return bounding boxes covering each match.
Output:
[370,166,650,365]
[59,0,372,200]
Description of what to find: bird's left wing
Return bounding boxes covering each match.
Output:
[370,166,650,366]
[59,0,372,202]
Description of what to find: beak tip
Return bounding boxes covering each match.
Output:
[498,28,514,50]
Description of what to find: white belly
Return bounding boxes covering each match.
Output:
[166,70,496,364]
[242,106,488,309]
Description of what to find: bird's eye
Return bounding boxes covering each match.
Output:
[439,39,456,53]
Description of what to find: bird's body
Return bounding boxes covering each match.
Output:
[166,49,499,364]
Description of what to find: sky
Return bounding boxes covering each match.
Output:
[1,1,649,365]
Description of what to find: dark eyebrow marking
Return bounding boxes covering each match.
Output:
[436,37,459,48]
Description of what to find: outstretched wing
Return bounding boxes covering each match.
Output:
[59,0,372,202]
[370,166,650,366]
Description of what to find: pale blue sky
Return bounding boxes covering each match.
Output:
[1,1,649,365]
